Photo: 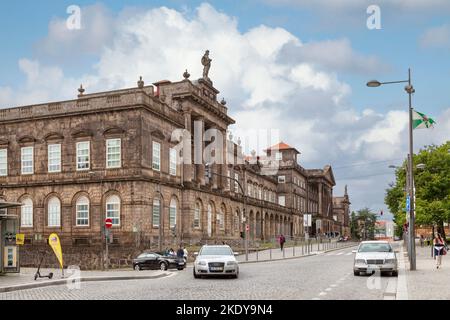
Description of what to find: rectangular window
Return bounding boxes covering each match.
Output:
[152,142,161,171]
[234,173,239,193]
[278,176,286,183]
[275,152,282,161]
[227,170,231,190]
[106,139,121,168]
[106,202,120,226]
[278,195,286,207]
[153,199,160,228]
[21,147,34,175]
[194,205,200,229]
[48,144,61,173]
[0,149,7,176]
[76,141,90,171]
[76,204,89,226]
[169,148,177,176]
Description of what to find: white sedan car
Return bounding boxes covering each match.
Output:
[193,245,239,279]
[353,241,398,276]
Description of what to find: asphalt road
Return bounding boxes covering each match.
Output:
[0,244,398,300]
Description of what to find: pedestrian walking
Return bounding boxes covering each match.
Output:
[183,246,188,263]
[433,233,446,269]
[420,234,425,247]
[279,234,286,252]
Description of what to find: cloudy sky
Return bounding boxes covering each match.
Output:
[1,1,449,220]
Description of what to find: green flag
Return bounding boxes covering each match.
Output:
[413,110,436,129]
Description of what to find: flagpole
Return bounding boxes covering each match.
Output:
[407,68,417,270]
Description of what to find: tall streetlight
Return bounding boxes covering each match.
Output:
[369,68,417,270]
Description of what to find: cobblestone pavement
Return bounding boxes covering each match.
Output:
[0,244,400,300]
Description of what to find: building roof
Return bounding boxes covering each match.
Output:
[265,142,300,154]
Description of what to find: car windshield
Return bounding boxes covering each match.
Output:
[358,243,392,253]
[199,247,233,256]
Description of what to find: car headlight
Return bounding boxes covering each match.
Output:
[227,261,237,266]
[355,259,366,264]
[385,259,396,264]
[197,261,207,266]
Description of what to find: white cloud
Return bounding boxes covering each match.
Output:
[0,2,448,214]
[419,24,450,49]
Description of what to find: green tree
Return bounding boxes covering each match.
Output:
[356,208,377,240]
[385,141,450,238]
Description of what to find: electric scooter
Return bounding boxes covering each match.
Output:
[34,252,54,281]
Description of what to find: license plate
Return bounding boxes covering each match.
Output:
[367,265,378,271]
[178,262,185,265]
[210,267,223,271]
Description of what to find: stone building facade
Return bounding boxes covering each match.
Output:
[0,72,350,268]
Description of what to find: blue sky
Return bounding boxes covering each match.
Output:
[1,1,449,219]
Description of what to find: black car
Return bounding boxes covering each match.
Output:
[133,252,186,271]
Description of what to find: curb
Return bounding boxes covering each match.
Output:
[0,272,171,293]
[238,243,358,264]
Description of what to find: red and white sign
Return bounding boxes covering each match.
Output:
[105,218,113,229]
[246,224,249,232]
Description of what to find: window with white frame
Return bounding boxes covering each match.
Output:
[275,152,282,161]
[247,184,252,196]
[48,144,61,173]
[152,142,161,171]
[21,198,33,227]
[106,139,121,168]
[234,173,239,193]
[76,141,90,171]
[169,148,177,176]
[194,202,201,229]
[152,198,161,228]
[169,198,177,229]
[106,195,120,226]
[21,147,34,174]
[219,208,225,230]
[0,149,7,176]
[278,195,286,207]
[48,197,61,227]
[227,170,231,190]
[278,176,286,183]
[76,196,89,226]
[259,187,262,200]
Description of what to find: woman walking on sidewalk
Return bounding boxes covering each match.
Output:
[433,233,446,269]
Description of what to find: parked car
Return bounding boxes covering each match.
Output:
[353,241,398,276]
[193,245,239,279]
[133,252,185,271]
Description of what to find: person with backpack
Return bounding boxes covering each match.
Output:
[433,233,447,269]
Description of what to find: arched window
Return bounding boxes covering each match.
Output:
[234,210,240,233]
[219,205,225,230]
[207,203,213,237]
[152,198,161,228]
[21,198,33,227]
[48,197,61,227]
[169,197,177,229]
[76,196,89,226]
[106,195,120,226]
[194,202,201,229]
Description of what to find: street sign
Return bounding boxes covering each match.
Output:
[105,218,113,229]
[246,224,249,232]
[16,234,25,245]
[406,195,410,212]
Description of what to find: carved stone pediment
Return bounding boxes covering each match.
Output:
[44,132,64,142]
[103,127,125,136]
[150,130,165,140]
[17,135,36,144]
[71,129,94,139]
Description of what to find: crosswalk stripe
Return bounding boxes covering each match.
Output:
[335,252,344,255]
[345,252,353,256]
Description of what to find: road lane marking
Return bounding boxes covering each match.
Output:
[325,288,332,291]
[319,292,327,296]
[335,252,344,256]
[346,252,353,256]
[331,284,337,287]
[312,297,321,300]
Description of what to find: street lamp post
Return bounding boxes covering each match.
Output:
[368,69,417,270]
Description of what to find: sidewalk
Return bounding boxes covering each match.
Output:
[236,241,357,263]
[405,241,450,299]
[0,267,170,293]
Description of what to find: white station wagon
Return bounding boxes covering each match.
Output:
[193,245,239,279]
[353,241,398,277]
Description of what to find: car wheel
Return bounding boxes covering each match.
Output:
[353,270,359,276]
[193,268,200,279]
[177,267,184,271]
[160,262,168,271]
[392,271,398,277]
[134,264,141,271]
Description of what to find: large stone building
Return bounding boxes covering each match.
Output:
[0,62,350,268]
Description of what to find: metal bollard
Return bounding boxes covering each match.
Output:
[256,249,259,262]
[270,247,272,260]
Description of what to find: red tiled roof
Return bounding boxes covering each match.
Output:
[266,142,293,151]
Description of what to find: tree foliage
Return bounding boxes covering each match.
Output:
[385,141,450,237]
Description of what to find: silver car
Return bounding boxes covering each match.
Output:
[193,245,239,279]
[353,241,398,276]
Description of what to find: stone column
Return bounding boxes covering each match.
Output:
[194,117,206,186]
[182,109,193,184]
